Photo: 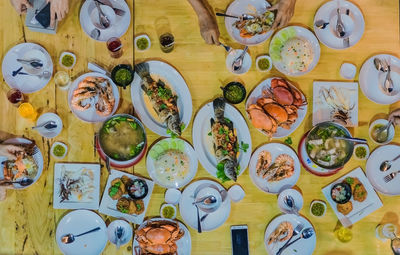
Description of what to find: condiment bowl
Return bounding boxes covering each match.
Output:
[50,141,68,160]
[369,119,395,145]
[309,200,327,218]
[160,203,177,219]
[256,55,272,72]
[353,144,369,160]
[59,52,76,69]
[134,34,151,52]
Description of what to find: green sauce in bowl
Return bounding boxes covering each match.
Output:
[222,82,246,104]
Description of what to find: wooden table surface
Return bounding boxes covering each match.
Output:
[1,0,400,254]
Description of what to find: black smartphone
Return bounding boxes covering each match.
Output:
[35,2,51,28]
[231,225,249,255]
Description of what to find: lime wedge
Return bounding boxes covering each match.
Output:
[149,149,159,160]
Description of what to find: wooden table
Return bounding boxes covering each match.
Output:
[1,0,400,254]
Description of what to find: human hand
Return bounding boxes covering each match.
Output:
[198,12,220,45]
[268,0,296,30]
[389,108,400,126]
[0,144,25,160]
[47,0,69,27]
[9,0,32,14]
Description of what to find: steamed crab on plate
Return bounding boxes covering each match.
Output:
[234,10,275,38]
[247,78,306,137]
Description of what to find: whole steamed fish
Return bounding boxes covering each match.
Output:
[211,97,239,182]
[135,62,182,136]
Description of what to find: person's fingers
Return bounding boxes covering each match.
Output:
[278,16,289,28]
[394,117,400,126]
[210,30,220,45]
[50,8,56,28]
[267,4,278,11]
[23,0,32,8]
[271,14,282,30]
[7,145,24,153]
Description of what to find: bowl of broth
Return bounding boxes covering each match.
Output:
[98,114,147,168]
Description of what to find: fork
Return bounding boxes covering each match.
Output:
[276,223,304,255]
[384,171,400,183]
[32,146,40,155]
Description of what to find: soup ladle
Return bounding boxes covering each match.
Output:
[333,136,367,144]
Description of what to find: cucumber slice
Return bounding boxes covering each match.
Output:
[280,30,290,41]
[170,140,178,150]
[152,144,164,155]
[160,140,170,150]
[287,27,297,38]
[149,149,159,160]
[271,52,281,62]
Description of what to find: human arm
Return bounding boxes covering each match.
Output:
[47,0,69,27]
[389,108,400,126]
[268,0,296,30]
[9,0,32,14]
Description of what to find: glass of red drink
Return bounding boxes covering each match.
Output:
[7,88,24,106]
[106,37,123,58]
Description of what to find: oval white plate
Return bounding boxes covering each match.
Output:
[56,210,107,255]
[2,43,53,93]
[131,60,192,137]
[246,77,308,138]
[249,143,301,194]
[264,214,316,255]
[0,137,43,189]
[146,138,198,189]
[68,72,120,123]
[225,0,273,45]
[192,101,252,179]
[313,0,364,49]
[359,54,400,104]
[269,26,321,76]
[79,0,131,41]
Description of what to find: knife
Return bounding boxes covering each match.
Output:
[93,0,125,16]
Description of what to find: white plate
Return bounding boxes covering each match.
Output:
[53,163,100,210]
[146,138,198,189]
[55,210,107,255]
[0,138,43,189]
[246,77,308,138]
[225,0,273,45]
[131,60,192,137]
[179,180,231,231]
[107,220,133,246]
[366,145,400,195]
[359,54,400,104]
[68,72,120,123]
[322,167,383,227]
[79,0,131,41]
[2,43,53,93]
[264,214,316,255]
[269,26,321,76]
[249,143,301,194]
[313,0,365,49]
[133,218,192,255]
[192,101,252,179]
[98,169,154,224]
[312,81,358,127]
[277,189,303,213]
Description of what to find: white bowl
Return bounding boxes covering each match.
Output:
[309,200,327,218]
[90,5,116,30]
[165,188,181,205]
[369,119,395,145]
[256,55,272,72]
[226,49,252,75]
[36,112,63,138]
[134,34,151,52]
[353,144,370,160]
[107,220,133,246]
[50,142,68,160]
[277,188,304,214]
[340,63,356,79]
[160,203,177,219]
[228,184,245,202]
[59,52,76,69]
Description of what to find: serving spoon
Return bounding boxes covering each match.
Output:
[276,228,314,255]
[315,20,329,29]
[380,153,400,172]
[0,178,33,187]
[61,227,101,244]
[232,46,248,72]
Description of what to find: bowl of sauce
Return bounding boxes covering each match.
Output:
[51,142,68,159]
[160,204,177,219]
[221,82,246,104]
[369,119,395,145]
[309,200,327,217]
[256,55,272,72]
[111,64,134,89]
[135,34,151,52]
[59,52,76,69]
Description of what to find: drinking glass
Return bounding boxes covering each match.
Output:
[54,71,71,90]
[376,223,398,240]
[334,226,352,242]
[159,33,175,53]
[18,103,38,121]
[107,37,123,58]
[7,88,24,106]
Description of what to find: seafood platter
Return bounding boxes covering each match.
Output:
[68,73,120,122]
[322,167,382,227]
[99,169,154,224]
[246,77,307,138]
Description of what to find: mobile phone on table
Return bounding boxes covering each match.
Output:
[231,225,249,255]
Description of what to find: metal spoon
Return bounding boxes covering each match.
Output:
[276,228,314,255]
[32,120,57,130]
[193,195,217,206]
[216,13,255,20]
[380,153,400,172]
[315,20,329,29]
[115,226,124,249]
[90,28,101,40]
[17,58,43,69]
[391,237,400,255]
[17,71,51,79]
[333,136,368,144]
[61,227,101,244]
[384,59,395,94]
[336,8,346,38]
[373,119,393,144]
[374,58,386,72]
[0,178,33,186]
[220,43,232,52]
[94,1,110,29]
[94,0,125,16]
[195,204,202,233]
[232,46,248,72]
[283,195,298,214]
[276,223,304,255]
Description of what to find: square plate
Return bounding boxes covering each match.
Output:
[312,81,358,126]
[53,163,100,209]
[99,169,154,224]
[322,167,383,227]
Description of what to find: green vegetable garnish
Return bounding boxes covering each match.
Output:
[345,177,354,185]
[208,131,212,136]
[239,141,249,152]
[284,137,293,145]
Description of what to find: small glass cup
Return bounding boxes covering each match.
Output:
[54,71,71,90]
[7,88,24,106]
[334,226,352,242]
[18,102,38,121]
[159,33,175,53]
[376,223,398,240]
[106,37,123,58]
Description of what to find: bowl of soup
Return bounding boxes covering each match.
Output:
[305,121,354,170]
[98,114,147,168]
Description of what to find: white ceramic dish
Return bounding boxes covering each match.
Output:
[225,49,252,75]
[359,54,400,104]
[79,0,131,41]
[245,77,308,138]
[160,204,177,219]
[340,63,357,79]
[134,34,151,51]
[256,55,272,72]
[277,188,304,214]
[369,119,395,145]
[107,220,133,246]
[227,184,245,202]
[59,52,77,69]
[192,101,252,180]
[98,169,154,224]
[68,72,120,123]
[165,188,181,205]
[353,144,370,160]
[36,112,63,138]
[309,200,327,218]
[56,210,108,255]
[53,163,100,210]
[313,0,365,49]
[131,60,192,137]
[264,214,316,255]
[50,142,68,160]
[2,43,53,93]
[89,4,116,30]
[322,167,383,227]
[224,0,274,45]
[249,143,301,194]
[0,137,43,189]
[312,81,358,127]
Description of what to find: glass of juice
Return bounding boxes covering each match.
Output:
[106,37,123,58]
[334,226,352,242]
[54,71,71,90]
[7,88,24,106]
[159,33,175,53]
[18,103,38,121]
